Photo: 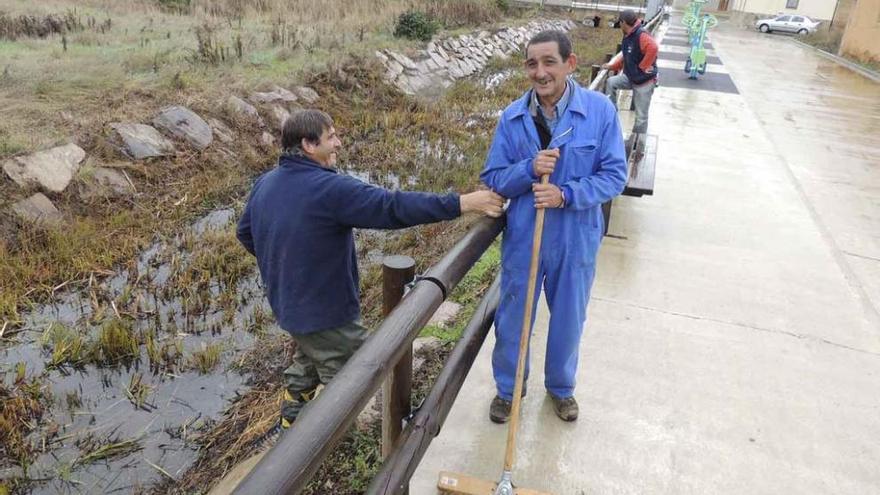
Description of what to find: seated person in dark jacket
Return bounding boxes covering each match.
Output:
[236,109,504,429]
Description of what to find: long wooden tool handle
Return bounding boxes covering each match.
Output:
[503,174,550,472]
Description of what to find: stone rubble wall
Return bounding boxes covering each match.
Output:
[377,19,577,95]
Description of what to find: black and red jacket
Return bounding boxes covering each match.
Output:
[610,20,658,86]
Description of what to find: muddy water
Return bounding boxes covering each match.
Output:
[1,136,474,492]
[1,208,275,493]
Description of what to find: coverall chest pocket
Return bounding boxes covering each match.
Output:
[562,138,599,181]
[570,138,598,160]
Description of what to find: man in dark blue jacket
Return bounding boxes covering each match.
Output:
[237,109,503,428]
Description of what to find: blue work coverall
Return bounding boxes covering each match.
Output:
[481,81,627,401]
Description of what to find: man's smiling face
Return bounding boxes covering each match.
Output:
[525,41,576,104]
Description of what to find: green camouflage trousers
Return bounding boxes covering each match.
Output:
[281,321,369,426]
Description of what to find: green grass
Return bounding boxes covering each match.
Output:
[0,366,50,473]
[190,341,223,373]
[92,318,139,365]
[421,241,500,343]
[74,437,142,467]
[40,322,89,368]
[302,423,382,495]
[145,329,184,372]
[123,372,153,410]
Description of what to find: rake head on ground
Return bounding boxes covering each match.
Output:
[438,468,553,493]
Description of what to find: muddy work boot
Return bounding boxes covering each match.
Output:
[489,395,512,424]
[489,384,527,424]
[550,394,579,422]
[280,385,323,428]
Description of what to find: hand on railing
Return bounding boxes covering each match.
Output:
[460,190,505,218]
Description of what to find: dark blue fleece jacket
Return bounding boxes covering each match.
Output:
[236,154,461,334]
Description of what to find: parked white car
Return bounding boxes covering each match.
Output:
[755,15,821,34]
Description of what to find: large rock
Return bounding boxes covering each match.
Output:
[227,95,260,119]
[270,105,290,131]
[387,50,419,71]
[79,167,135,199]
[110,123,175,160]
[428,301,461,328]
[387,60,405,78]
[207,118,234,144]
[428,50,447,69]
[153,105,213,150]
[250,85,298,104]
[435,45,450,61]
[293,86,319,104]
[2,143,85,192]
[11,193,63,226]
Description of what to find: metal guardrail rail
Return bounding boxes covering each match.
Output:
[232,9,664,495]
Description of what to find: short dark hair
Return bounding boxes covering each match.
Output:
[619,9,639,26]
[281,109,333,152]
[525,30,572,60]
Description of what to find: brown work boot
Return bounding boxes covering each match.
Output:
[489,384,528,424]
[550,394,579,422]
[489,396,512,424]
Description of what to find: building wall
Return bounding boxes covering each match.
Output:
[831,0,857,28]
[839,0,880,63]
[731,0,837,19]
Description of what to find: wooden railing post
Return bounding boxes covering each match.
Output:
[382,255,416,471]
[367,275,502,495]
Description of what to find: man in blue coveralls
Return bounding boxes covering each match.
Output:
[481,30,627,423]
[237,109,504,429]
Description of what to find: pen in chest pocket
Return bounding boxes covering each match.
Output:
[534,126,573,153]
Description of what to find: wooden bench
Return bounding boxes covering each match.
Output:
[602,132,658,235]
[623,133,657,198]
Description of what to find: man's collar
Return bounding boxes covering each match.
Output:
[510,78,586,120]
[279,152,338,173]
[529,79,572,119]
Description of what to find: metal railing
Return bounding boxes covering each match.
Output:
[232,9,664,495]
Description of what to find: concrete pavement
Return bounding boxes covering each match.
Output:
[411,19,880,495]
